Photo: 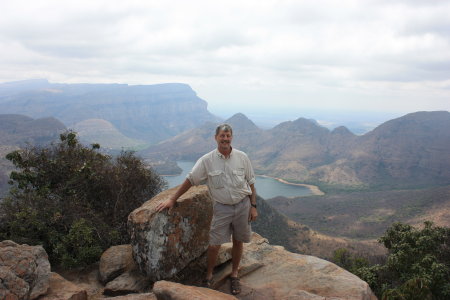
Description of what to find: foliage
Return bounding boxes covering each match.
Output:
[332,248,370,274]
[0,131,166,268]
[346,222,450,299]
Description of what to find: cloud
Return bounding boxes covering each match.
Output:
[0,0,449,114]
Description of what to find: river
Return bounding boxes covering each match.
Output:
[163,161,315,199]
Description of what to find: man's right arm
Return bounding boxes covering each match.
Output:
[156,179,193,212]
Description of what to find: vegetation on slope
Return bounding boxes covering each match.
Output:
[0,132,166,268]
[333,222,450,300]
[252,195,386,260]
[268,185,450,239]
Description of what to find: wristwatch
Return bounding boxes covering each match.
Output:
[251,203,257,208]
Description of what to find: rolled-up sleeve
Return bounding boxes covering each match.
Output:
[186,159,207,186]
[244,155,256,185]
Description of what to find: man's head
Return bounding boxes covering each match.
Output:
[215,123,233,154]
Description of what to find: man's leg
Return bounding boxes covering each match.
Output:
[231,237,243,277]
[206,244,221,280]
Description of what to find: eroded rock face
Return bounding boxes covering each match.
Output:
[128,186,212,281]
[153,281,238,300]
[0,240,51,300]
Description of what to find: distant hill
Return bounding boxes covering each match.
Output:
[142,111,450,189]
[0,114,66,146]
[72,119,148,150]
[0,114,66,196]
[0,79,220,144]
[140,112,263,160]
[339,111,450,188]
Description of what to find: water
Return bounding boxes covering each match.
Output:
[163,161,313,199]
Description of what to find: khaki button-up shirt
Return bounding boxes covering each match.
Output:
[187,148,256,205]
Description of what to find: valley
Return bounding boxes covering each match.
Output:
[268,185,450,239]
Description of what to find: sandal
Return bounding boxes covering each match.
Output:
[201,278,212,288]
[230,276,241,295]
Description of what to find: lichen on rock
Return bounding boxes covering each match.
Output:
[128,185,212,281]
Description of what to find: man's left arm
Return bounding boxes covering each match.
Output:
[249,183,258,221]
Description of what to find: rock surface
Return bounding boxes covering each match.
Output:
[38,272,87,300]
[100,293,157,300]
[128,185,212,281]
[103,270,150,296]
[99,244,137,284]
[0,240,51,299]
[215,233,377,300]
[153,280,238,300]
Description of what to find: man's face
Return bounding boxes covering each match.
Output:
[215,129,233,152]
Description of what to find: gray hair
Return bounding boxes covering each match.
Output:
[215,123,233,136]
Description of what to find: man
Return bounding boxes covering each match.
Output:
[156,123,258,295]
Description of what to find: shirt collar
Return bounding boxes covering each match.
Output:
[216,147,233,159]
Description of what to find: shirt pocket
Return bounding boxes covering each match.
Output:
[208,170,225,189]
[232,169,246,188]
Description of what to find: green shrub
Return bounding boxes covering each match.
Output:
[348,222,450,299]
[55,218,103,268]
[0,131,166,268]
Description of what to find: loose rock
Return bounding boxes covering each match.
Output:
[0,240,51,300]
[103,270,151,296]
[38,272,87,300]
[99,244,137,284]
[153,280,238,300]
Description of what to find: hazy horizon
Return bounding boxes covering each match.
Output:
[1,77,446,134]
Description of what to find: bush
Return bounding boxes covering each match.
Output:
[332,248,370,274]
[352,222,450,299]
[0,131,166,268]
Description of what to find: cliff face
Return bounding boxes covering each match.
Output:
[0,80,220,144]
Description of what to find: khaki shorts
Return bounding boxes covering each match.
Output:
[209,196,252,245]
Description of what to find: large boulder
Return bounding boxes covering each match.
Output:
[153,281,238,300]
[128,186,212,281]
[0,240,51,300]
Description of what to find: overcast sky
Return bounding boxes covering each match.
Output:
[1,0,449,120]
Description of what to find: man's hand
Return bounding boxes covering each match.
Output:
[249,207,258,222]
[156,198,176,213]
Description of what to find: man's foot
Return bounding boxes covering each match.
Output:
[202,278,212,288]
[230,276,241,295]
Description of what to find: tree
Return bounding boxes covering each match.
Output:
[0,132,166,268]
[355,222,450,299]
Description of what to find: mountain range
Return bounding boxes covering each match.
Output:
[142,111,450,189]
[0,79,220,145]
